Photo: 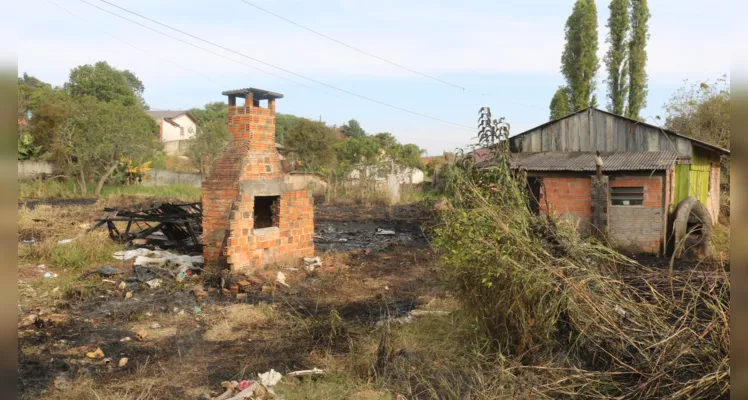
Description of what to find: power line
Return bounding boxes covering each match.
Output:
[234,0,547,111]
[47,0,221,86]
[79,0,317,91]
[236,0,471,93]
[94,0,475,131]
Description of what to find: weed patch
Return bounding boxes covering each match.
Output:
[429,109,730,398]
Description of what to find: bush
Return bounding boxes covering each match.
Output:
[430,108,729,398]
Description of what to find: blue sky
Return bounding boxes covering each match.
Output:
[8,0,732,155]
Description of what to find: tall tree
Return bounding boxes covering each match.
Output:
[626,0,650,119]
[605,0,630,115]
[18,73,54,120]
[549,86,572,120]
[663,76,730,150]
[340,119,366,138]
[186,118,228,177]
[560,0,600,111]
[275,113,303,143]
[189,101,227,124]
[64,61,146,108]
[283,119,338,172]
[50,96,160,195]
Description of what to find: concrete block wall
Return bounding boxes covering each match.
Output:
[608,175,664,253]
[18,160,53,180]
[539,176,592,235]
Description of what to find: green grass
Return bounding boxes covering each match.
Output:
[401,190,444,204]
[18,179,80,200]
[711,223,730,262]
[19,179,201,202]
[99,184,201,201]
[49,235,123,271]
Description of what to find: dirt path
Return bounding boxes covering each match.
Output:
[17,203,441,399]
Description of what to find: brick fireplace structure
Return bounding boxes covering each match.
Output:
[202,88,314,272]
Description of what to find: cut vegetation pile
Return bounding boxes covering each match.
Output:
[430,109,729,399]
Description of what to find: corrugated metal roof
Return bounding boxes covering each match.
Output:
[477,151,678,171]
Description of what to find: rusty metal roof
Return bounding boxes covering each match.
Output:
[491,151,679,172]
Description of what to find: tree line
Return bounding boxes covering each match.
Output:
[18,62,160,196]
[188,103,426,180]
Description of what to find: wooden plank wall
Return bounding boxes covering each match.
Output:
[511,109,694,157]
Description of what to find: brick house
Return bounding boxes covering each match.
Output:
[478,107,730,254]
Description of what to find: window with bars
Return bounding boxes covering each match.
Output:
[611,187,644,206]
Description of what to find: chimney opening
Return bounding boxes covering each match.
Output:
[236,96,246,106]
[254,195,280,229]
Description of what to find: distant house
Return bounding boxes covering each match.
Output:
[474,107,730,255]
[147,110,199,156]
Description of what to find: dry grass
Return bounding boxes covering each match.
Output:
[202,303,275,342]
[427,110,730,399]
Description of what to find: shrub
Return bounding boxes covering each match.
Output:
[430,108,729,398]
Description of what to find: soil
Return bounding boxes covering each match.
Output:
[314,203,430,252]
[17,203,442,399]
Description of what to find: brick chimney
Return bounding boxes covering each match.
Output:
[201,88,315,272]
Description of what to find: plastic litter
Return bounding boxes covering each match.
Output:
[259,369,282,387]
[303,256,322,272]
[96,265,123,276]
[287,367,326,378]
[114,248,203,282]
[86,348,105,359]
[238,380,252,390]
[375,228,396,235]
[276,271,289,287]
[145,279,162,289]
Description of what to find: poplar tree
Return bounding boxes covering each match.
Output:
[605,0,630,115]
[549,86,571,120]
[626,0,650,119]
[560,0,600,111]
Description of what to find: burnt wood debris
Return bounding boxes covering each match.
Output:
[91,203,202,252]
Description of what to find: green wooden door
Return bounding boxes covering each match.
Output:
[689,151,710,205]
[674,164,690,207]
[673,150,711,209]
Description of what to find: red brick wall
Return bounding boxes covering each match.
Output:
[225,191,314,271]
[202,101,315,271]
[538,176,592,234]
[608,175,664,253]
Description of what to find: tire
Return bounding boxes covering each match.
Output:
[672,196,713,260]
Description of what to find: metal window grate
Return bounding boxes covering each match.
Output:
[611,186,644,206]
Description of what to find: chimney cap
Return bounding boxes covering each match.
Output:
[222,87,284,100]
